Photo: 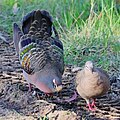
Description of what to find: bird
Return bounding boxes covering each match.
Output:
[13,10,64,94]
[76,61,110,111]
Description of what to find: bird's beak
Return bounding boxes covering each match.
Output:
[53,79,62,92]
[56,85,62,92]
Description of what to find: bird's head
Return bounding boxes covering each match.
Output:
[85,61,94,72]
[45,77,63,93]
[36,73,63,94]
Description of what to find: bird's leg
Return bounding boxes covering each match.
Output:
[87,103,94,111]
[28,83,32,92]
[45,93,53,97]
[86,99,95,111]
[22,71,32,92]
[91,98,96,108]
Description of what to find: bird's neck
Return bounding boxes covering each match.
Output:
[84,68,93,75]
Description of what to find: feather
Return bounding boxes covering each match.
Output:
[13,23,23,55]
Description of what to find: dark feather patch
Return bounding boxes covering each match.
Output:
[52,39,63,50]
[21,38,32,48]
[22,10,35,34]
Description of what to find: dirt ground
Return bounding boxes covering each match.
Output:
[0,34,120,120]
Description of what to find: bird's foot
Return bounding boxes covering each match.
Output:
[91,99,96,108]
[86,103,95,111]
[45,93,53,97]
[28,83,32,92]
[43,93,53,99]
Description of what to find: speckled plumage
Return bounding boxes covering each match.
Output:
[13,10,64,93]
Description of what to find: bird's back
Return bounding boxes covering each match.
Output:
[14,10,64,75]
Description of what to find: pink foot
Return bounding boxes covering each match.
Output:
[91,99,96,108]
[28,83,32,92]
[87,103,95,111]
[45,93,53,97]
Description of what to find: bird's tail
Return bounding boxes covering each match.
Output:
[22,10,58,39]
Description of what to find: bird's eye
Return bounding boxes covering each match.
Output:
[53,79,57,89]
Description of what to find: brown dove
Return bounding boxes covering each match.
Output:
[76,61,110,111]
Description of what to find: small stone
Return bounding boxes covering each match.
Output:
[48,110,77,120]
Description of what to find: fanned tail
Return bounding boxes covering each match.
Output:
[22,10,53,38]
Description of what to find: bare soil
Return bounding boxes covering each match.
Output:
[0,35,120,120]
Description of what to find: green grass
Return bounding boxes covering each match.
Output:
[0,0,120,71]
